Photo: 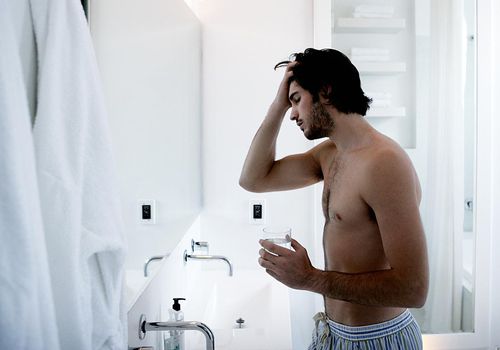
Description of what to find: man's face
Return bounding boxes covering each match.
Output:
[288,81,335,140]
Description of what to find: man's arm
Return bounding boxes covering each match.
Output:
[239,64,323,192]
[258,148,429,308]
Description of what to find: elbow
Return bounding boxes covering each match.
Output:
[408,292,427,309]
[405,277,429,309]
[238,176,253,191]
[239,177,264,193]
[414,285,429,309]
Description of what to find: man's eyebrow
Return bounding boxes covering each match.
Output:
[289,91,298,101]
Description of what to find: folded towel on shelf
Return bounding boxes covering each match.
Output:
[353,5,395,18]
[366,92,393,108]
[370,99,392,108]
[353,12,393,18]
[350,48,390,62]
[351,55,390,62]
[351,48,390,56]
[367,92,393,99]
[354,5,395,15]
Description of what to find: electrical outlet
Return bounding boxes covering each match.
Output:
[138,200,156,224]
[249,200,266,225]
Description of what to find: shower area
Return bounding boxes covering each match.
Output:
[413,0,477,334]
[326,0,478,335]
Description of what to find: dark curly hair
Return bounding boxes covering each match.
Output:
[275,48,372,116]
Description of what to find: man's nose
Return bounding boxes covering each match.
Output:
[290,108,298,121]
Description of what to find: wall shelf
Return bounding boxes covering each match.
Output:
[335,18,406,33]
[325,0,415,148]
[353,61,407,75]
[366,107,406,118]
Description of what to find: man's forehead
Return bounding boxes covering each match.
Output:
[288,81,303,96]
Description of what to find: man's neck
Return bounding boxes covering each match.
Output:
[327,109,376,152]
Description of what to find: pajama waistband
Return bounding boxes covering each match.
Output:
[315,309,416,341]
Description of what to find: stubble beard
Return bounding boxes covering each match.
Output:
[304,102,335,140]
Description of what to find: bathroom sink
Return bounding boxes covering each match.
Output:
[184,269,292,350]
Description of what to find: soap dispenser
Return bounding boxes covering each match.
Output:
[164,298,186,350]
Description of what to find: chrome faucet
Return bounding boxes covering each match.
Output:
[191,239,209,253]
[183,250,233,276]
[138,314,215,350]
[143,254,169,277]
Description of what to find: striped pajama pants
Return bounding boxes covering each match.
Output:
[308,309,423,350]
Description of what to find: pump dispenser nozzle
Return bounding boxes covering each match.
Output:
[172,298,186,311]
[165,298,187,349]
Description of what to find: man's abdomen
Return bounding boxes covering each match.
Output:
[322,222,403,326]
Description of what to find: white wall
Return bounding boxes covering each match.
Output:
[195,1,316,348]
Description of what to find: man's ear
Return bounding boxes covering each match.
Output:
[319,85,332,103]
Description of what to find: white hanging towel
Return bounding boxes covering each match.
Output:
[0,0,60,348]
[29,0,128,349]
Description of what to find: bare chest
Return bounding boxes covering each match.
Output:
[320,155,385,272]
[321,156,374,226]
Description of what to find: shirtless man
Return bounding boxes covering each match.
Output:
[239,48,429,349]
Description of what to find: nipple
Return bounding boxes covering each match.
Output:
[330,212,342,221]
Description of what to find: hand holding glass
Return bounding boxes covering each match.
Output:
[262,226,292,251]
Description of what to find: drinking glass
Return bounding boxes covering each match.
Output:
[262,226,292,250]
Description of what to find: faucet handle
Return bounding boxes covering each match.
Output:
[236,318,245,328]
[191,239,209,253]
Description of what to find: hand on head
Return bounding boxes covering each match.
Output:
[272,61,299,112]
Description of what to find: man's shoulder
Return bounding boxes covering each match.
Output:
[360,136,422,208]
[367,136,410,167]
[361,137,418,192]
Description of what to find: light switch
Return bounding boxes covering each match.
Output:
[253,204,263,219]
[139,200,156,224]
[249,199,266,224]
[142,205,151,219]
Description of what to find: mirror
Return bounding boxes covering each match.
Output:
[88,0,202,278]
[89,0,478,335]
